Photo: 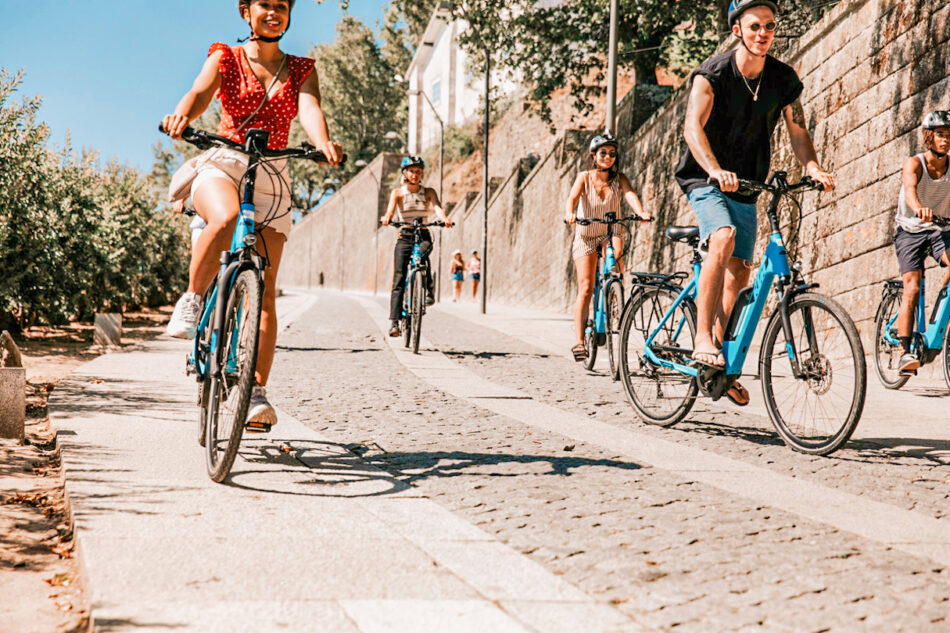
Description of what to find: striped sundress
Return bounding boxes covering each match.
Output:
[572,171,621,259]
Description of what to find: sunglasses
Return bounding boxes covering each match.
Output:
[746,21,777,33]
[596,150,617,158]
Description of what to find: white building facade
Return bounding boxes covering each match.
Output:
[405,5,517,155]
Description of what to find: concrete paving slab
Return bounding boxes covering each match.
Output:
[340,600,530,633]
[356,295,950,568]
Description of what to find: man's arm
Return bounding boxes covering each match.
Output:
[901,156,932,221]
[684,76,738,192]
[783,99,834,191]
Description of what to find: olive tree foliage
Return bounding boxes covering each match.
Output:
[288,12,411,210]
[0,69,189,330]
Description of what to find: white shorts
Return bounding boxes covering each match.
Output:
[190,147,293,237]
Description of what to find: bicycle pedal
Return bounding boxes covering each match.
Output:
[899,368,918,376]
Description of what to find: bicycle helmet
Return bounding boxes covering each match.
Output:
[728,0,778,25]
[401,156,425,171]
[922,111,950,130]
[589,133,619,154]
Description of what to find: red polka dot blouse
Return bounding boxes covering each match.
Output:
[209,42,315,150]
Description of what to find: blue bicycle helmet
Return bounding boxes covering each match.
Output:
[401,155,425,171]
[589,133,618,154]
[923,111,950,130]
[728,0,778,25]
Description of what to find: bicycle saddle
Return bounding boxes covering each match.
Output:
[665,226,700,243]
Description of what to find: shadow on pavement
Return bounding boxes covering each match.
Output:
[444,349,552,360]
[276,345,382,354]
[96,618,187,631]
[52,378,192,421]
[223,439,644,496]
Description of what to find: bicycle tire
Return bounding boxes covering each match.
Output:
[583,285,598,370]
[403,272,413,349]
[759,292,866,456]
[872,290,910,390]
[205,269,261,482]
[942,317,950,391]
[619,285,698,426]
[606,280,625,381]
[411,272,424,354]
[196,300,215,448]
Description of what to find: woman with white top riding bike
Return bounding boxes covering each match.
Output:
[162,0,342,431]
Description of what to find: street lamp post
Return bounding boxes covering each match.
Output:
[606,0,619,134]
[481,45,489,314]
[409,88,445,303]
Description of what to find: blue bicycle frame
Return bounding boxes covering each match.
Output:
[588,240,620,340]
[402,241,423,319]
[882,275,950,352]
[643,176,814,381]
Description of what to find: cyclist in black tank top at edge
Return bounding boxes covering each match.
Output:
[380,156,453,337]
[677,0,834,406]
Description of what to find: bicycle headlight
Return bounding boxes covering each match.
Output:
[244,234,257,247]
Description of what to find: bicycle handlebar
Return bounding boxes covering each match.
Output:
[158,124,345,165]
[388,220,446,228]
[572,216,653,226]
[706,174,824,196]
[931,215,950,228]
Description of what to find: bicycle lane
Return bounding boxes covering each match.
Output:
[52,291,635,633]
[341,293,950,628]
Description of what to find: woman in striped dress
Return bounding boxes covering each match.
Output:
[565,134,652,361]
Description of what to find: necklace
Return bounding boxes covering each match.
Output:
[739,66,764,102]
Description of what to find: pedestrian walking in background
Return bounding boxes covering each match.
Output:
[468,250,481,301]
[451,250,465,302]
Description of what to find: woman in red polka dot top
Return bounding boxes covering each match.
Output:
[162,0,342,430]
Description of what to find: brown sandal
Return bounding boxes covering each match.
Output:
[725,381,750,406]
[572,344,587,362]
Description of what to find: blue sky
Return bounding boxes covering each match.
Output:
[1,0,388,173]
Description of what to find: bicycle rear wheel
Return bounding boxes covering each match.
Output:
[619,285,698,426]
[411,272,425,354]
[872,290,909,390]
[760,293,866,455]
[205,269,261,482]
[606,281,624,381]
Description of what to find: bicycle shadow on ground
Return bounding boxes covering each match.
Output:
[443,349,552,360]
[276,345,382,354]
[224,439,643,496]
[833,437,950,466]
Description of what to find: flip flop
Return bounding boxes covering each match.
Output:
[572,344,587,362]
[725,381,750,407]
[691,349,724,368]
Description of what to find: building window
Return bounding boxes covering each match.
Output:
[431,79,441,105]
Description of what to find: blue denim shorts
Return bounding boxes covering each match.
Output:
[686,185,758,263]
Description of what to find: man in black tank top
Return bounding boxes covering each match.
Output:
[674,0,834,405]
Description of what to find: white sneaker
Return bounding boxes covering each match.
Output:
[166,292,203,339]
[246,385,277,430]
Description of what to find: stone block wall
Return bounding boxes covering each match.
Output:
[282,0,950,352]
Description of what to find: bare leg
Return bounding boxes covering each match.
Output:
[897,270,922,339]
[472,279,479,300]
[611,235,625,273]
[190,178,241,295]
[254,227,286,387]
[694,227,735,364]
[717,256,753,343]
[574,251,599,347]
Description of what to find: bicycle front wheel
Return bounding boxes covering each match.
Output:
[205,269,261,482]
[872,290,909,390]
[606,281,624,381]
[403,274,413,349]
[619,285,698,426]
[411,271,425,354]
[760,293,866,455]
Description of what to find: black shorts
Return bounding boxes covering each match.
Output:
[894,227,950,274]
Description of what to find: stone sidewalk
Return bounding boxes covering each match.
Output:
[51,293,637,633]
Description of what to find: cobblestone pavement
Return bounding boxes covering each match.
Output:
[270,292,950,632]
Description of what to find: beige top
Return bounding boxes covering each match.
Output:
[577,171,621,239]
[397,185,432,222]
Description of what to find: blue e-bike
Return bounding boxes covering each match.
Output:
[618,173,866,455]
[872,216,950,389]
[161,124,337,482]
